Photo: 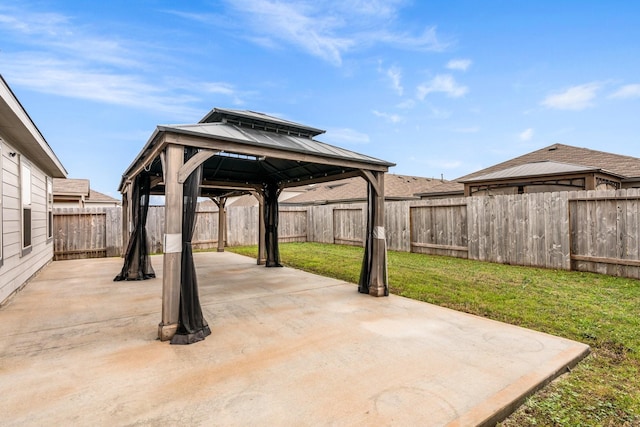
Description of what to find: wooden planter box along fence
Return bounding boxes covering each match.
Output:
[52,188,640,281]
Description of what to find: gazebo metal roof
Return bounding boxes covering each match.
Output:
[120,108,394,197]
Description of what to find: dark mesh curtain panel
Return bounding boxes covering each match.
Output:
[171,148,211,345]
[358,181,373,294]
[114,173,155,281]
[358,181,389,296]
[264,181,282,267]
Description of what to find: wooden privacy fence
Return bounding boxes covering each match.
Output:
[53,208,122,260]
[52,188,640,281]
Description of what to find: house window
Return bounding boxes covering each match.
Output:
[47,177,53,240]
[21,158,32,253]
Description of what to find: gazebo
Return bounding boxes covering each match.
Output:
[117,108,395,343]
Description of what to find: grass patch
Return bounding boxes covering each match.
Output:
[229,242,640,426]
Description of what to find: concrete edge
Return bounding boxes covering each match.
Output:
[448,344,591,427]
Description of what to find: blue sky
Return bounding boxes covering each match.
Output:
[1,1,639,197]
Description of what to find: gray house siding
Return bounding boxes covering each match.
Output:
[0,75,66,305]
[1,139,54,303]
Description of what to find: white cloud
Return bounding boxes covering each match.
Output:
[519,128,534,141]
[325,128,370,145]
[541,83,600,110]
[417,74,468,99]
[386,66,403,96]
[2,54,203,118]
[446,59,472,71]
[372,110,403,123]
[0,5,245,116]
[609,84,640,99]
[214,0,447,66]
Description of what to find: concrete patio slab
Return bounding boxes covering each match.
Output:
[0,252,589,426]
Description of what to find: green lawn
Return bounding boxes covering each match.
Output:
[229,242,640,426]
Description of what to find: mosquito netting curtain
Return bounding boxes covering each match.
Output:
[171,147,211,344]
[114,173,155,281]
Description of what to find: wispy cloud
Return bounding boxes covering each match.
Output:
[2,54,202,118]
[325,128,370,145]
[385,65,403,96]
[519,128,534,141]
[207,0,448,66]
[541,83,600,110]
[446,59,472,71]
[417,74,468,99]
[0,5,243,117]
[372,110,403,123]
[609,84,640,99]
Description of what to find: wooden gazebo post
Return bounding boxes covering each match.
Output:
[211,196,227,252]
[360,170,388,296]
[120,181,131,255]
[158,143,184,341]
[251,191,267,265]
[368,171,387,296]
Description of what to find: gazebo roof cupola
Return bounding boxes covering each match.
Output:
[200,108,325,138]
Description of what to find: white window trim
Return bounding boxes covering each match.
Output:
[47,176,53,241]
[20,156,32,256]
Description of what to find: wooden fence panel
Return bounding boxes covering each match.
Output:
[409,202,468,258]
[279,209,308,242]
[308,205,335,244]
[386,200,410,252]
[146,206,165,254]
[333,207,365,246]
[568,189,640,279]
[105,207,122,257]
[226,206,259,246]
[53,208,107,260]
[192,210,219,250]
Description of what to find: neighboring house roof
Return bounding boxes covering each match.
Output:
[0,75,66,177]
[88,189,121,205]
[281,174,450,205]
[460,160,625,183]
[415,180,465,198]
[53,178,120,205]
[217,174,448,207]
[457,143,640,181]
[53,178,90,196]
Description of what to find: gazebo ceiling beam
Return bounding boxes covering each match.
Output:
[360,170,382,196]
[282,169,362,188]
[177,149,219,184]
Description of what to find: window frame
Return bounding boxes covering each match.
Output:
[20,156,32,256]
[47,176,53,241]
